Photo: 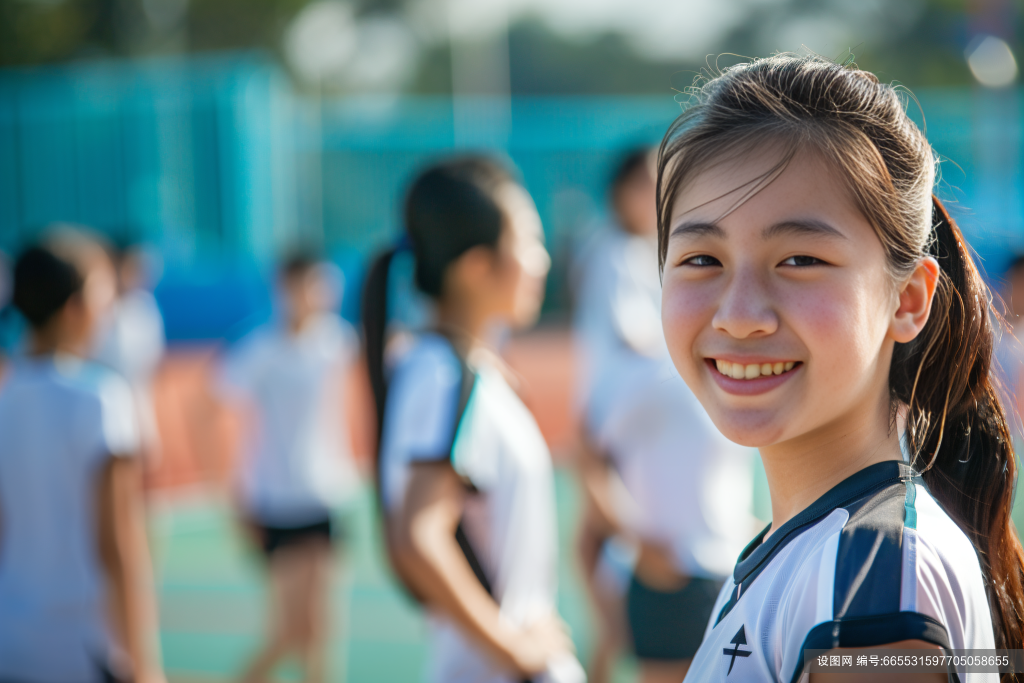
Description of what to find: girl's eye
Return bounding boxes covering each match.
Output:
[780,255,824,267]
[682,254,722,267]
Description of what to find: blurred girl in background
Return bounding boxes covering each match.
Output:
[0,229,164,683]
[219,254,360,683]
[362,156,585,683]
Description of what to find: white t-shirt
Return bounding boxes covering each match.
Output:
[94,289,166,386]
[379,333,584,683]
[574,227,755,579]
[0,355,140,683]
[684,461,996,683]
[220,314,359,526]
[94,289,166,453]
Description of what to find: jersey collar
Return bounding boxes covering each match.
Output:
[733,460,913,586]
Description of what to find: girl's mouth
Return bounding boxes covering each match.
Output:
[712,359,799,380]
[705,358,803,396]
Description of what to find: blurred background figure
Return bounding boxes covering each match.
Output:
[0,228,165,683]
[363,156,583,683]
[94,242,167,468]
[217,253,360,683]
[572,150,755,683]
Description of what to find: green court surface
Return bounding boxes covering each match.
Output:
[153,469,641,683]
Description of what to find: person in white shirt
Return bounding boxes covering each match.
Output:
[362,156,585,683]
[218,254,359,683]
[657,54,1014,683]
[573,150,754,683]
[0,228,165,683]
[94,243,166,466]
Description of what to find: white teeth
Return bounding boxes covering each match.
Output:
[713,360,798,380]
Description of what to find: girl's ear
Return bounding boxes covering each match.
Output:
[890,256,940,344]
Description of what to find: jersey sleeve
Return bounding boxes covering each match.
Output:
[95,372,141,459]
[380,340,464,465]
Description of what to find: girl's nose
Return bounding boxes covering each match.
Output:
[711,267,779,339]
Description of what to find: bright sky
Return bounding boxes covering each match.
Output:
[421,0,926,62]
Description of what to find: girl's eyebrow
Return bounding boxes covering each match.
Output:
[669,221,725,240]
[761,219,846,240]
[670,218,847,242]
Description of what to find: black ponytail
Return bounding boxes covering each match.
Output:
[361,246,398,449]
[892,197,1024,651]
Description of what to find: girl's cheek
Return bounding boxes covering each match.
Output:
[661,283,710,363]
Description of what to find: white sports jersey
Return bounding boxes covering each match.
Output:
[574,227,755,578]
[0,355,140,683]
[684,461,996,683]
[220,314,359,526]
[93,288,166,454]
[379,333,584,683]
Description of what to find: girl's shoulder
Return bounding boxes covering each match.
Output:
[388,332,462,387]
[701,463,994,682]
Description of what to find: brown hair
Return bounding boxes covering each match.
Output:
[656,53,1024,650]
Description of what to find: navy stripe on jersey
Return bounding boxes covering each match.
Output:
[832,472,908,618]
[715,461,908,625]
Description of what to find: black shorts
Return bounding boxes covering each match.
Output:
[252,517,334,558]
[627,574,723,661]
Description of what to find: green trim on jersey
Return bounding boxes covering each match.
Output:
[903,476,918,530]
[450,375,479,476]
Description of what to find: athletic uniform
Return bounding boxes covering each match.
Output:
[0,355,140,683]
[573,227,755,660]
[94,287,166,460]
[220,313,359,554]
[684,461,996,683]
[379,333,585,683]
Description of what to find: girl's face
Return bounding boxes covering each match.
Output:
[490,184,551,328]
[662,145,906,448]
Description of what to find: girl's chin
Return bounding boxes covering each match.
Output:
[703,408,791,449]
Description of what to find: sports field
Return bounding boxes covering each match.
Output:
[153,472,639,683]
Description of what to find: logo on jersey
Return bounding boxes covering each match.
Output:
[722,625,751,674]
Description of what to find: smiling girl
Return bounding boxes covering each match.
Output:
[656,55,1024,683]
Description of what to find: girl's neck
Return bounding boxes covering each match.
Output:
[434,298,491,353]
[28,326,86,359]
[759,393,901,539]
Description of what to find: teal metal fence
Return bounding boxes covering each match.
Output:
[1,53,1022,338]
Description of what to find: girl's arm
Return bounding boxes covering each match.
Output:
[97,456,166,683]
[393,461,572,677]
[576,436,624,537]
[576,436,684,590]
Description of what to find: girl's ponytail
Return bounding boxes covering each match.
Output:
[361,246,398,452]
[892,197,1024,650]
